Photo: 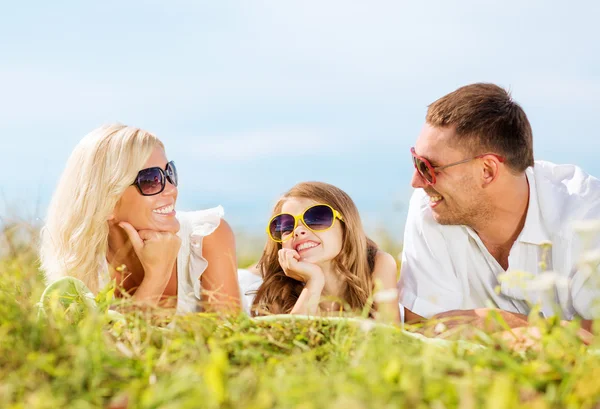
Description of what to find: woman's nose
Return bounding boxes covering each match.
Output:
[162,177,178,196]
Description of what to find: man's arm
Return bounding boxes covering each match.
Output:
[431,309,593,345]
[432,308,529,330]
[404,307,425,324]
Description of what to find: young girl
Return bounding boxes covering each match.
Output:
[250,182,401,321]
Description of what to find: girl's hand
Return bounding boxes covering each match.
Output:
[279,248,325,316]
[119,222,181,287]
[278,248,324,284]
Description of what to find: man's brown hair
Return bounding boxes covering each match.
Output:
[426,83,534,172]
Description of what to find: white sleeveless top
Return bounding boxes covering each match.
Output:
[99,206,224,314]
[175,206,224,313]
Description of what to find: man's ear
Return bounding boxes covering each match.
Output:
[481,157,501,186]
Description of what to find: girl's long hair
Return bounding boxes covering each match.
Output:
[39,124,163,293]
[251,182,377,315]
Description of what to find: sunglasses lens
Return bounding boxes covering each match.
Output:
[136,168,164,195]
[166,161,178,187]
[303,205,335,231]
[269,214,295,241]
[413,157,433,183]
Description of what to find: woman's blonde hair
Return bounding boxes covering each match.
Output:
[251,182,377,315]
[40,124,164,293]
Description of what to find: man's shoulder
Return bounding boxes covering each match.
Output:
[533,160,600,229]
[533,161,599,189]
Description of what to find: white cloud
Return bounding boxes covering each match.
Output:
[2,0,600,232]
[2,1,599,126]
[515,76,600,104]
[179,128,350,161]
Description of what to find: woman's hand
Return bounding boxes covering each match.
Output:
[278,248,324,284]
[119,222,181,293]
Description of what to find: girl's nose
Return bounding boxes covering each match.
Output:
[294,223,309,237]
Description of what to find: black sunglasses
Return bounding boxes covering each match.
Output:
[266,204,344,243]
[132,161,178,196]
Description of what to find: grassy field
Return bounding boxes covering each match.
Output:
[1,222,599,408]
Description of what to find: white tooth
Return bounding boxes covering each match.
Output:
[298,242,318,250]
[153,204,174,214]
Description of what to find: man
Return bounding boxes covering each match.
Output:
[399,83,600,331]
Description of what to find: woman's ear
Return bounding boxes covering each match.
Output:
[108,199,121,222]
[107,215,122,231]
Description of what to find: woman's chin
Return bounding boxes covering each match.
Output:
[149,218,181,233]
[166,220,181,233]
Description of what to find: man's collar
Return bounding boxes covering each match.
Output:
[518,167,551,245]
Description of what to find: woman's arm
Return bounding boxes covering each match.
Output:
[117,222,181,307]
[372,251,401,323]
[200,219,242,313]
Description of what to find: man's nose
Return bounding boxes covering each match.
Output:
[411,169,427,189]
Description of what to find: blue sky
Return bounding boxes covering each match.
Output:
[1,1,599,241]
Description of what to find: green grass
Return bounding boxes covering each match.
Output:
[1,224,600,408]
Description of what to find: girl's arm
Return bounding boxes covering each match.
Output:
[372,251,402,323]
[200,220,242,313]
[278,249,325,315]
[290,276,325,315]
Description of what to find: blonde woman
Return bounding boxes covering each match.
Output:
[250,182,406,322]
[40,124,241,313]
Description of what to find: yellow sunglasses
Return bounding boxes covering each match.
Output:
[266,203,345,243]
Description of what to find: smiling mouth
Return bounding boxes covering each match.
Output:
[429,195,443,208]
[295,241,320,252]
[153,204,175,214]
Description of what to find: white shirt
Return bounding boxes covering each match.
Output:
[399,161,600,320]
[175,206,225,314]
[238,268,263,315]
